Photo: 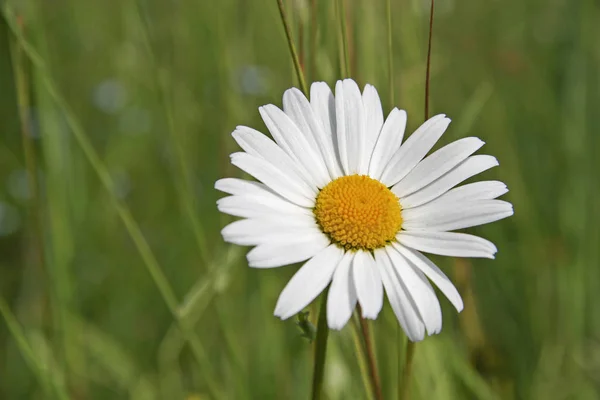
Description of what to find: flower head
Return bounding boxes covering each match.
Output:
[216,79,513,341]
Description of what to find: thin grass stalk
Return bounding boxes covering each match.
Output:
[399,341,416,400]
[9,13,85,395]
[274,3,331,398]
[298,8,305,73]
[276,0,308,95]
[336,0,350,77]
[132,0,210,267]
[399,1,435,399]
[359,316,383,400]
[8,26,47,328]
[0,297,69,400]
[1,7,222,398]
[351,314,376,400]
[386,0,395,106]
[310,0,318,81]
[424,0,435,121]
[311,293,330,400]
[384,2,404,392]
[353,306,383,400]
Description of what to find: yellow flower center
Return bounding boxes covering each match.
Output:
[314,175,402,251]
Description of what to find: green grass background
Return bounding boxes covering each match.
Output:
[0,0,599,398]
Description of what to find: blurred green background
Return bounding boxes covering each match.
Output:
[1,0,599,398]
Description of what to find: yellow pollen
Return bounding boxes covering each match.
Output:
[314,175,402,251]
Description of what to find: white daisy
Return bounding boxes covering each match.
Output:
[216,79,513,341]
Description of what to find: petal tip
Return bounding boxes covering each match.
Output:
[283,86,304,100]
[362,313,378,320]
[327,320,345,331]
[214,179,225,190]
[406,333,425,343]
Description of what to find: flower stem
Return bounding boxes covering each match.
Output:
[276,0,308,95]
[399,341,416,400]
[311,292,330,400]
[358,313,383,400]
[276,1,327,396]
[385,3,404,395]
[399,1,434,399]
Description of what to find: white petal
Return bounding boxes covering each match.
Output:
[335,79,366,175]
[380,114,450,186]
[393,243,463,312]
[221,217,320,246]
[397,231,497,259]
[284,88,343,179]
[327,252,357,330]
[368,108,407,180]
[386,247,442,335]
[361,84,384,173]
[425,180,508,207]
[399,155,500,209]
[216,179,315,216]
[352,250,383,319]
[260,105,330,187]
[402,199,514,231]
[232,126,317,191]
[310,82,336,140]
[392,137,485,198]
[217,194,312,219]
[247,233,330,268]
[374,249,425,341]
[274,244,344,319]
[282,89,321,152]
[230,152,315,207]
[216,178,274,196]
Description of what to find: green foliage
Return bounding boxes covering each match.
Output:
[1,0,599,399]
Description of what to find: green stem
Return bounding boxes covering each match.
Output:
[0,297,69,400]
[397,332,403,399]
[132,0,210,267]
[309,0,318,81]
[9,24,47,323]
[386,0,395,106]
[276,0,308,95]
[358,314,383,400]
[424,0,435,120]
[350,315,375,400]
[399,1,434,398]
[9,16,84,396]
[385,0,402,388]
[298,10,305,75]
[399,341,416,400]
[311,293,330,400]
[336,0,350,77]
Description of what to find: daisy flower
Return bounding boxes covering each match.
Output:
[216,79,513,341]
